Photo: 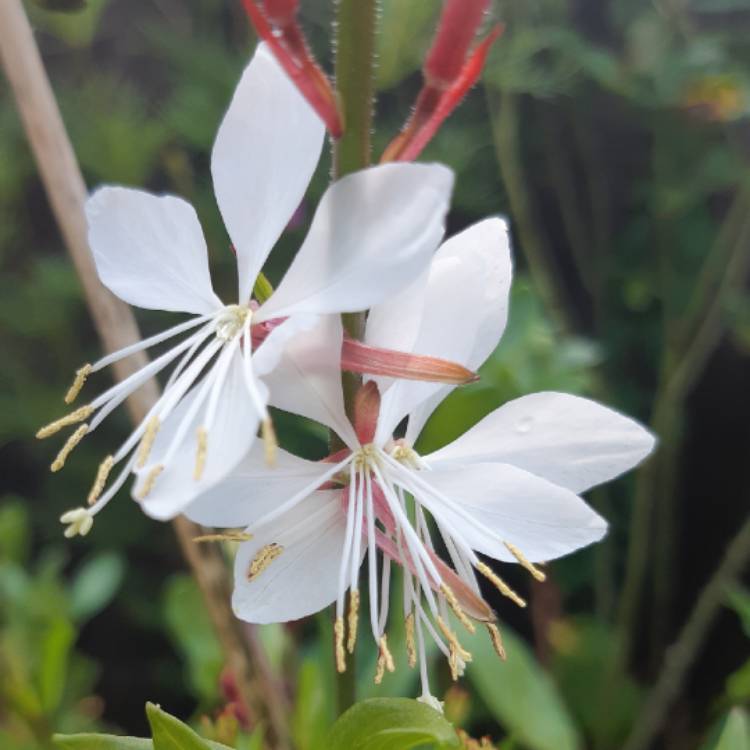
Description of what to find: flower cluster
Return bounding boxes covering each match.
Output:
[39,43,654,706]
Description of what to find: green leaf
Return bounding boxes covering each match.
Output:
[701,707,750,750]
[326,697,460,750]
[726,586,750,638]
[53,735,152,750]
[464,625,581,750]
[146,703,231,750]
[69,553,124,623]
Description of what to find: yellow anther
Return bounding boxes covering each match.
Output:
[437,616,472,680]
[486,623,507,661]
[194,427,208,480]
[37,405,94,439]
[64,363,92,404]
[405,612,417,668]
[504,541,546,582]
[347,589,360,654]
[247,543,283,580]
[87,455,114,505]
[137,465,163,499]
[136,416,160,469]
[261,418,277,467]
[440,583,476,634]
[51,424,88,472]
[192,531,253,543]
[476,562,527,608]
[374,635,395,684]
[334,617,346,673]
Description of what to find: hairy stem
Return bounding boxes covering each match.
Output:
[331,0,379,713]
[0,3,289,746]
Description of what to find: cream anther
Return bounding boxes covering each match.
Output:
[214,304,251,342]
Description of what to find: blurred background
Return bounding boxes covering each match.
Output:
[1,1,749,748]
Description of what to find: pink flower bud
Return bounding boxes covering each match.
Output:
[424,0,490,87]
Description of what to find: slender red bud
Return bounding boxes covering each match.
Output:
[391,25,503,163]
[241,0,344,138]
[341,336,478,385]
[425,0,490,87]
[261,0,298,25]
[382,0,503,164]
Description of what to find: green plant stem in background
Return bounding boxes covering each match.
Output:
[487,88,575,334]
[331,0,378,715]
[622,513,750,750]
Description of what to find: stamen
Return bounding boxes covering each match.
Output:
[505,541,546,582]
[135,416,160,468]
[437,615,472,680]
[51,424,88,471]
[137,465,164,500]
[405,612,417,668]
[60,506,94,538]
[194,427,208,480]
[37,405,93,439]
[334,617,346,673]
[87,455,114,505]
[64,364,92,404]
[476,562,527,608]
[247,543,283,580]
[262,418,277,466]
[374,635,396,684]
[347,589,360,653]
[440,583,476,634]
[486,623,507,660]
[192,531,253,543]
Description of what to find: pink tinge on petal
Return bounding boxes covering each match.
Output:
[382,25,503,163]
[241,0,344,138]
[342,337,478,385]
[353,382,381,445]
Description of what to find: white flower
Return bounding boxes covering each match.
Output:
[38,43,454,533]
[184,216,655,700]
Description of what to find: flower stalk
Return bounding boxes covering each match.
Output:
[0,3,290,745]
[331,0,379,713]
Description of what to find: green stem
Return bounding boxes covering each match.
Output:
[331,0,378,714]
[486,88,575,334]
[622,512,750,750]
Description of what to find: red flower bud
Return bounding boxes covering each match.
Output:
[424,0,490,88]
[242,0,343,138]
[261,0,298,25]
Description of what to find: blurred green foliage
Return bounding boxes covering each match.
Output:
[1,0,749,749]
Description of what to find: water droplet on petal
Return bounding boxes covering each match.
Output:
[515,416,533,434]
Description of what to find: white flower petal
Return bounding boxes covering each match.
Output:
[417,462,607,563]
[257,163,454,320]
[212,43,325,304]
[232,490,354,624]
[86,187,221,315]
[262,316,359,448]
[137,352,266,520]
[185,444,333,528]
[426,392,656,493]
[371,218,512,444]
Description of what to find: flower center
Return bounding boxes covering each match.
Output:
[352,443,380,471]
[214,304,251,341]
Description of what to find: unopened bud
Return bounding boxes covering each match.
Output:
[261,0,298,25]
[425,0,490,87]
